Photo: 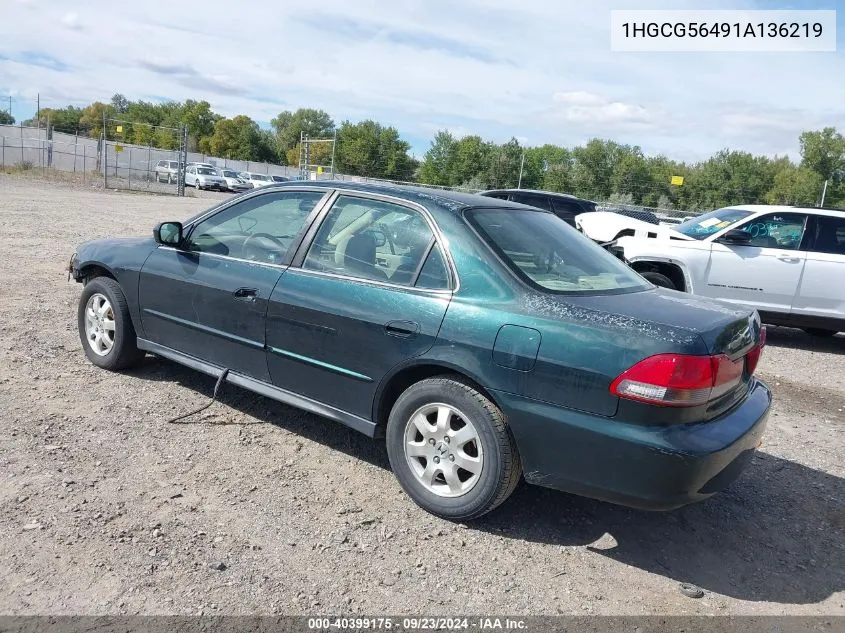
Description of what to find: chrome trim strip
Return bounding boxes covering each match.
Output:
[137,338,377,437]
[289,266,454,296]
[268,346,372,382]
[142,309,264,349]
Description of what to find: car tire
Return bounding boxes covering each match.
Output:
[386,376,522,520]
[803,327,838,337]
[168,173,173,184]
[77,277,145,371]
[641,271,676,290]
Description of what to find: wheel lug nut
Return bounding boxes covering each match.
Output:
[429,438,435,445]
[444,436,450,444]
[449,454,455,461]
[433,456,440,464]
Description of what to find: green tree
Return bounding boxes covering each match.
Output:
[799,127,844,204]
[418,130,457,186]
[206,115,271,160]
[180,100,220,151]
[452,135,493,187]
[78,102,115,138]
[611,148,652,203]
[271,108,335,163]
[485,138,523,189]
[110,93,129,114]
[0,111,13,125]
[766,165,823,205]
[335,120,414,180]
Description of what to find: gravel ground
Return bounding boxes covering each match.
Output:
[0,175,843,616]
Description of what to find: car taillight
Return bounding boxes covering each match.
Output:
[610,352,745,407]
[745,326,766,376]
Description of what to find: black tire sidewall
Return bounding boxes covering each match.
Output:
[386,379,507,520]
[642,271,675,290]
[77,278,134,370]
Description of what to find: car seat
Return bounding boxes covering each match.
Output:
[338,232,388,281]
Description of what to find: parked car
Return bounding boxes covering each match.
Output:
[238,172,274,188]
[216,169,252,193]
[577,205,845,336]
[184,165,227,191]
[479,189,596,226]
[271,175,290,183]
[154,160,181,184]
[68,182,770,519]
[186,162,215,170]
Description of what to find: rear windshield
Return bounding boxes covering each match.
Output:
[197,167,215,175]
[675,208,753,240]
[467,208,650,295]
[253,174,270,181]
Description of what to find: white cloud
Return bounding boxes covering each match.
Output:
[0,0,842,160]
[61,12,81,30]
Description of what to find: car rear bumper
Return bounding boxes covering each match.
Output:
[495,378,771,510]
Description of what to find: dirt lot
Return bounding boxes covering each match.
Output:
[0,175,843,616]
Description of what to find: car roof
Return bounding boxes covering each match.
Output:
[480,188,595,204]
[264,180,527,214]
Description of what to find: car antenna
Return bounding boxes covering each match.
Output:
[167,369,230,424]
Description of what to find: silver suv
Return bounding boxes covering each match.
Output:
[154,160,180,184]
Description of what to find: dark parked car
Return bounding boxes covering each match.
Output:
[479,189,596,226]
[480,189,662,226]
[69,182,770,519]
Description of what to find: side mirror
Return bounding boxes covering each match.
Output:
[153,221,183,246]
[719,229,753,245]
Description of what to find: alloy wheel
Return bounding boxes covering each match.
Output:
[403,403,484,497]
[84,293,115,356]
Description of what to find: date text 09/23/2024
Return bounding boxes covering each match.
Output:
[308,617,527,630]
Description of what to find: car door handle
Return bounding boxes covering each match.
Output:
[777,254,800,262]
[384,320,420,338]
[233,287,258,300]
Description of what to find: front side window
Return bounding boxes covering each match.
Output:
[303,195,443,287]
[467,208,650,294]
[186,191,325,264]
[810,214,845,255]
[736,212,808,250]
[675,208,753,240]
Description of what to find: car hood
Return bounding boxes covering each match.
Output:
[576,211,692,243]
[529,288,761,357]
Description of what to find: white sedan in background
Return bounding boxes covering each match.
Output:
[238,172,274,188]
[184,165,227,191]
[577,205,845,336]
[216,169,252,193]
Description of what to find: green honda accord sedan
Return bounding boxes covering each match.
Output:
[69,181,770,519]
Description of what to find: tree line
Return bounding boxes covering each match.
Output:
[16,93,845,210]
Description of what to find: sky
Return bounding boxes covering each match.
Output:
[1,0,842,161]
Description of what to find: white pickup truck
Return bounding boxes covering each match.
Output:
[577,205,845,336]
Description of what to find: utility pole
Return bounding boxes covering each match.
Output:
[36,93,40,129]
[820,180,829,207]
[517,152,525,189]
[330,128,337,178]
[7,96,11,117]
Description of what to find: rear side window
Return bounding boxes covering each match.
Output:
[467,208,650,295]
[510,193,551,211]
[811,215,845,255]
[416,244,450,290]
